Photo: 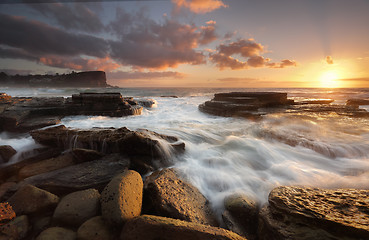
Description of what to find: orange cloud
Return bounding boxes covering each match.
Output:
[39,56,120,71]
[172,0,228,14]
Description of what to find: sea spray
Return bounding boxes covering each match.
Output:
[2,87,369,219]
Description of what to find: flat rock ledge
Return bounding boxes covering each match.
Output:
[259,186,369,240]
[30,125,185,160]
[199,92,369,119]
[0,92,144,132]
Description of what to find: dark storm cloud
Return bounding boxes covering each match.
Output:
[27,2,104,33]
[0,13,108,58]
[0,46,38,61]
[210,38,297,70]
[108,8,216,69]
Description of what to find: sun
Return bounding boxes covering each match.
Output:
[319,71,341,88]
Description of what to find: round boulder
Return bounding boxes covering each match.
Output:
[36,227,76,240]
[100,170,143,226]
[0,145,16,163]
[77,216,117,240]
[53,188,100,227]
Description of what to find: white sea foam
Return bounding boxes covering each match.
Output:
[2,87,369,217]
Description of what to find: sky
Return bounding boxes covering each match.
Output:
[0,0,369,88]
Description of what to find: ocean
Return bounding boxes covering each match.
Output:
[1,87,369,216]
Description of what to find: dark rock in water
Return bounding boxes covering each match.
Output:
[199,92,292,119]
[0,145,16,163]
[160,95,178,98]
[18,149,103,180]
[24,154,130,195]
[121,215,246,240]
[143,168,218,227]
[296,99,334,104]
[222,194,258,240]
[0,93,143,132]
[137,99,157,108]
[258,186,369,240]
[0,148,62,182]
[30,125,184,161]
[346,98,369,106]
[101,170,143,226]
[7,184,59,216]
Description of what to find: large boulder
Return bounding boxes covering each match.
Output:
[121,215,246,240]
[222,194,258,240]
[143,168,218,226]
[30,125,184,160]
[36,227,76,240]
[346,98,369,106]
[101,170,143,226]
[0,215,29,240]
[0,145,16,163]
[258,186,369,240]
[53,189,100,227]
[18,148,103,179]
[7,184,59,215]
[77,216,118,240]
[24,154,129,195]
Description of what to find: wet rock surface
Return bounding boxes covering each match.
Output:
[36,227,76,240]
[24,155,130,195]
[0,92,143,132]
[77,216,117,240]
[143,168,218,227]
[0,215,29,240]
[346,98,369,106]
[121,215,246,240]
[222,194,259,240]
[0,145,16,163]
[199,92,369,119]
[259,186,369,240]
[30,125,185,160]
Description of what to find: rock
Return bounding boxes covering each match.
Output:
[0,92,143,132]
[296,99,334,104]
[0,145,16,163]
[36,227,76,240]
[222,194,258,240]
[137,99,157,108]
[199,92,292,119]
[258,186,369,240]
[32,216,52,238]
[0,203,16,226]
[53,188,100,227]
[24,154,129,195]
[121,215,246,240]
[101,170,143,226]
[143,168,218,226]
[30,125,184,160]
[77,216,117,240]
[160,95,178,98]
[0,215,29,240]
[0,182,17,201]
[0,93,11,101]
[18,148,103,180]
[7,184,59,215]
[346,98,369,106]
[0,148,61,182]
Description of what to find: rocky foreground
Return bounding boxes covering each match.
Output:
[0,91,368,239]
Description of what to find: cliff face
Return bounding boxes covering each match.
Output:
[0,71,108,88]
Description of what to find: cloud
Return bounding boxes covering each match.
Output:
[0,69,33,75]
[0,13,108,58]
[27,2,104,33]
[210,38,297,70]
[217,77,258,82]
[108,8,218,69]
[107,71,185,80]
[339,77,369,82]
[172,0,227,14]
[39,56,120,71]
[326,55,334,64]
